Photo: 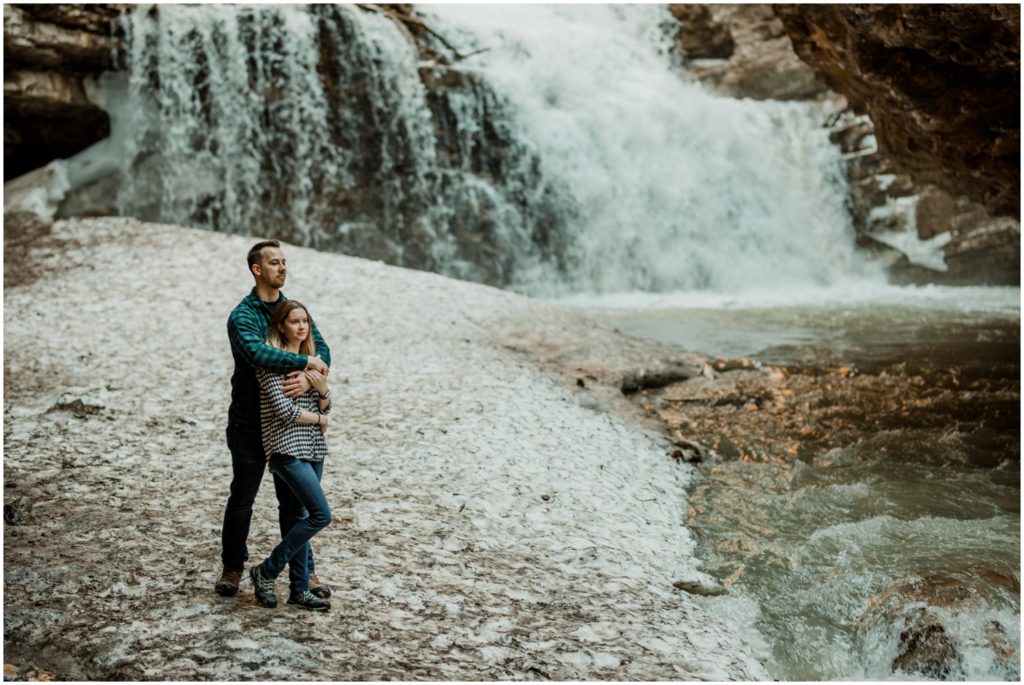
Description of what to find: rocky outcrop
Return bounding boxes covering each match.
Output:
[669,4,826,100]
[941,214,1021,284]
[828,108,1020,285]
[672,4,1020,285]
[774,4,1020,217]
[4,4,121,70]
[3,4,124,180]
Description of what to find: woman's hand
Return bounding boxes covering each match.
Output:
[318,415,329,434]
[305,369,329,395]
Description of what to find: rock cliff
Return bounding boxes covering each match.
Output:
[774,4,1020,218]
[3,4,124,180]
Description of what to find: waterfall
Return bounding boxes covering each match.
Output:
[420,4,876,294]
[89,3,879,295]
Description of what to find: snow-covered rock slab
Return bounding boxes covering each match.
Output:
[3,217,769,680]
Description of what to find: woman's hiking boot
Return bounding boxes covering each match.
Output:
[309,573,331,599]
[249,563,278,608]
[215,568,242,597]
[288,589,331,611]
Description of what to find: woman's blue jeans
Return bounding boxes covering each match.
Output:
[262,454,331,592]
[221,430,316,589]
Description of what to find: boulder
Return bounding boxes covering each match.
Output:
[943,217,1021,285]
[5,69,95,113]
[856,570,1019,678]
[672,573,728,596]
[914,186,962,240]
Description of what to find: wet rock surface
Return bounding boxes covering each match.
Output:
[775,4,1021,217]
[669,4,825,101]
[634,345,1020,467]
[3,4,122,180]
[3,217,769,681]
[3,663,57,682]
[856,571,1020,678]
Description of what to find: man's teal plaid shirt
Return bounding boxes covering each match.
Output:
[226,288,332,441]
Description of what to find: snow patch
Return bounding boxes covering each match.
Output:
[3,217,770,680]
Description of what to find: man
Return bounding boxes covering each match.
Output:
[216,239,332,605]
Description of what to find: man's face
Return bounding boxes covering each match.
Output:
[254,247,287,289]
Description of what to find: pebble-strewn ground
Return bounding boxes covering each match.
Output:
[3,218,769,680]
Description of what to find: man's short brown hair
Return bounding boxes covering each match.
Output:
[247,240,281,272]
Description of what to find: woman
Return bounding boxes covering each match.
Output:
[249,300,333,611]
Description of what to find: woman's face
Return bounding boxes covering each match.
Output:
[279,307,309,345]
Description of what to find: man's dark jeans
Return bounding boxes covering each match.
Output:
[221,429,316,590]
[263,453,331,591]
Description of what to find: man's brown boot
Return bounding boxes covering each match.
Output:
[309,573,331,599]
[215,568,243,597]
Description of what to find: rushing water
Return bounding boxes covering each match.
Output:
[573,285,1021,680]
[420,4,872,294]
[86,4,566,286]
[74,4,875,293]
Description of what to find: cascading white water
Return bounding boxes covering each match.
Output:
[421,4,880,294]
[103,4,568,287]
[116,5,340,244]
[87,3,883,295]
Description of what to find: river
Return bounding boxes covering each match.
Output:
[566,284,1020,680]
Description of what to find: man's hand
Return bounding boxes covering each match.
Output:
[283,370,312,398]
[318,415,329,434]
[306,355,329,375]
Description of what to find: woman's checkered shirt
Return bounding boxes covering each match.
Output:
[256,369,331,461]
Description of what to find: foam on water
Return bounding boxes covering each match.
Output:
[690,438,1020,679]
[421,4,876,294]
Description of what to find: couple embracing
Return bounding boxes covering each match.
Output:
[215,240,335,611]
